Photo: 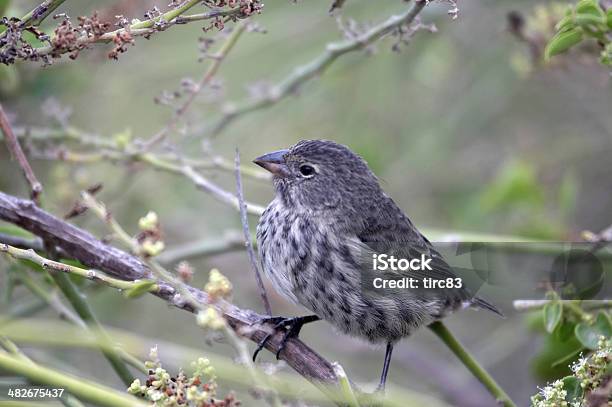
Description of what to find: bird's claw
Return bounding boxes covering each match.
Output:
[251,315,319,362]
[251,316,292,362]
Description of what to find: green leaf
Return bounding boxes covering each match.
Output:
[555,15,576,33]
[544,301,563,333]
[574,312,612,349]
[562,376,584,403]
[575,13,606,28]
[555,320,576,342]
[574,0,607,32]
[479,161,543,211]
[545,28,584,60]
[123,280,157,299]
[575,0,606,20]
[607,8,612,29]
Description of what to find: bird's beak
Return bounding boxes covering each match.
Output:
[253,149,290,177]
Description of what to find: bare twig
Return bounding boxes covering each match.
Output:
[17,0,67,28]
[513,299,612,312]
[142,21,248,151]
[26,4,255,62]
[7,124,270,211]
[49,271,136,386]
[209,0,429,136]
[234,149,271,315]
[180,164,265,215]
[10,126,270,181]
[0,104,43,203]
[21,139,267,214]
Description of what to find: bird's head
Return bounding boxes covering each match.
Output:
[254,140,381,211]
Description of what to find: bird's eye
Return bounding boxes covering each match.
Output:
[299,164,316,177]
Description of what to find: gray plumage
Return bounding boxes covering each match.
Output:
[255,140,500,345]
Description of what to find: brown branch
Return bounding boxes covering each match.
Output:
[234,149,271,315]
[0,191,340,395]
[0,104,43,204]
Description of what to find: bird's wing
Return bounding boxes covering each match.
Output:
[346,195,473,306]
[347,195,503,316]
[349,195,457,280]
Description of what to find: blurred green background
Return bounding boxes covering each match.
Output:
[1,0,611,406]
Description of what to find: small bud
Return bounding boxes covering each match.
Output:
[127,379,143,394]
[197,307,226,330]
[112,128,132,149]
[139,211,159,232]
[176,261,194,283]
[141,239,165,256]
[204,268,232,299]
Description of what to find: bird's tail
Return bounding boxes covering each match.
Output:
[471,297,504,318]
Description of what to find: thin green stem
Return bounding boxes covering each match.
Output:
[0,351,148,407]
[332,363,360,407]
[564,301,593,322]
[220,323,283,407]
[50,272,135,386]
[131,0,201,29]
[80,192,139,253]
[428,321,516,407]
[3,248,145,384]
[59,395,87,407]
[0,243,157,292]
[0,337,86,407]
[9,265,84,327]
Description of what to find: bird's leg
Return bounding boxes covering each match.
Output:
[252,315,320,362]
[376,341,394,393]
